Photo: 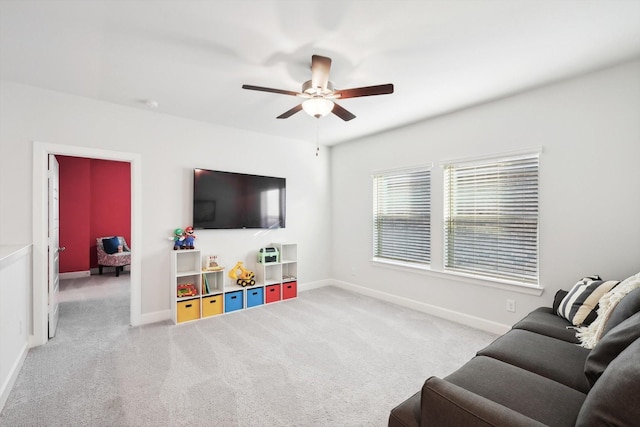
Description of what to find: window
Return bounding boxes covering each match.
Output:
[373,167,431,266]
[443,153,539,285]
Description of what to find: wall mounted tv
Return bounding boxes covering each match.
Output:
[193,168,286,229]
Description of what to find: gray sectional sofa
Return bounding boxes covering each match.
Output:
[389,286,640,426]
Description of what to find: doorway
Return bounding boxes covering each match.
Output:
[32,142,142,347]
[56,155,132,337]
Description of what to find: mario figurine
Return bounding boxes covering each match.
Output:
[172,228,185,250]
[183,226,197,249]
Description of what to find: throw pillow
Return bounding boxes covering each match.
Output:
[577,271,640,349]
[557,276,619,327]
[583,311,640,387]
[601,287,640,336]
[102,236,121,254]
[552,289,569,313]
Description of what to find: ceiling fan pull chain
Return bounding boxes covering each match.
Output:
[316,120,320,157]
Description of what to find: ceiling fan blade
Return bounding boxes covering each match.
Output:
[311,55,332,91]
[335,83,394,99]
[277,104,303,119]
[331,102,356,121]
[242,84,300,97]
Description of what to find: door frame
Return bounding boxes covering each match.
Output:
[48,154,60,338]
[32,141,142,347]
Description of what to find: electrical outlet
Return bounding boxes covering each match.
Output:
[506,299,516,313]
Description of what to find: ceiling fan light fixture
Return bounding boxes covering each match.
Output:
[302,98,334,118]
[242,55,393,121]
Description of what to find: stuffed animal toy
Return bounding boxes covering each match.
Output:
[183,226,197,249]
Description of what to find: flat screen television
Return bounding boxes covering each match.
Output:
[193,168,286,229]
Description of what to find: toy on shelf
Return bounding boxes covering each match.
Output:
[171,228,185,250]
[183,226,197,249]
[228,261,256,287]
[204,254,223,271]
[177,283,198,298]
[257,247,279,263]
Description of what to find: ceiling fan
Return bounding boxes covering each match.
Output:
[242,55,394,121]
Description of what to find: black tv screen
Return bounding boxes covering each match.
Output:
[193,169,286,229]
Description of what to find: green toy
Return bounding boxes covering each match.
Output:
[172,228,185,250]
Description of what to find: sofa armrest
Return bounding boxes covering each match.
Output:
[421,377,546,427]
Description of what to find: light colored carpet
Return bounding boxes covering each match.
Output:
[1,277,498,426]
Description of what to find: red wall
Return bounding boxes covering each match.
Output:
[58,156,131,273]
[58,156,91,272]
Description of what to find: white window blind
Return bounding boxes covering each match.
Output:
[373,167,431,265]
[443,154,539,284]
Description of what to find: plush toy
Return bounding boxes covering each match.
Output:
[172,228,185,250]
[183,226,197,249]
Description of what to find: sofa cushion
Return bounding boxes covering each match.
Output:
[421,377,546,427]
[388,391,420,427]
[477,329,591,392]
[443,356,586,427]
[584,311,640,387]
[512,307,580,343]
[557,276,619,326]
[576,337,640,426]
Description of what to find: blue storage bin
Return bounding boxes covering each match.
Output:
[224,290,244,313]
[246,287,264,308]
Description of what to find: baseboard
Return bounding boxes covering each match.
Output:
[0,341,29,413]
[59,270,91,279]
[138,309,171,325]
[331,279,511,335]
[299,279,332,292]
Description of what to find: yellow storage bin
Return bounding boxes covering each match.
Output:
[177,299,200,323]
[202,295,223,317]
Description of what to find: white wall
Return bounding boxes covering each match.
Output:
[0,81,332,319]
[1,60,638,338]
[331,60,640,331]
[0,245,31,411]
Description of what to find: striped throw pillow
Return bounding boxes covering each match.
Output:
[557,276,620,326]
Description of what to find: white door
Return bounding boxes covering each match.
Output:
[48,154,62,338]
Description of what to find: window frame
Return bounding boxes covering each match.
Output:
[372,164,432,269]
[441,151,540,287]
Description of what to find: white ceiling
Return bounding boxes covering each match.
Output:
[1,0,639,146]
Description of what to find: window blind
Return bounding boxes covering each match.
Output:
[373,168,431,265]
[443,154,539,284]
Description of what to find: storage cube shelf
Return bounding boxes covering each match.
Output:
[171,243,298,324]
[256,243,297,285]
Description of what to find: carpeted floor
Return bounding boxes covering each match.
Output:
[0,277,497,426]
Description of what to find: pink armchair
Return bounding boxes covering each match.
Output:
[96,236,131,277]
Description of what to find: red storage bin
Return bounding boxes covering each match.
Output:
[265,284,281,303]
[282,281,297,300]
